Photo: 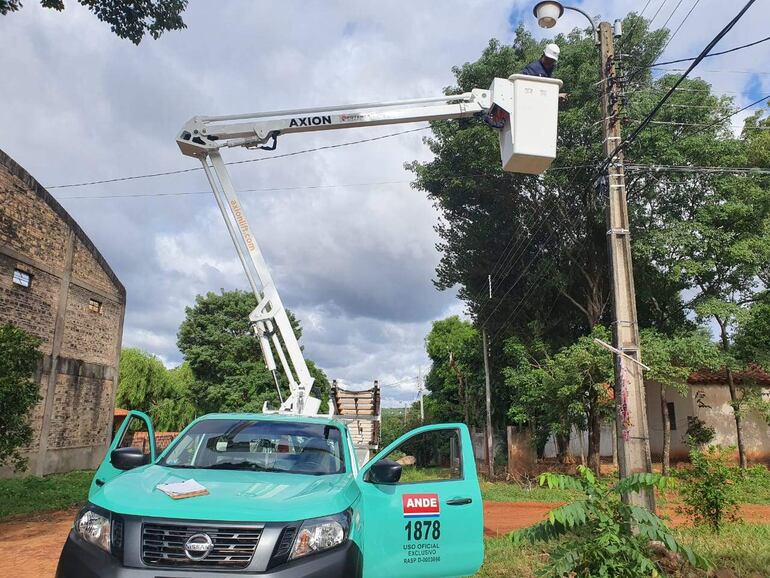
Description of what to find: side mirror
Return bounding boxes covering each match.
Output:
[366,459,402,484]
[111,447,147,471]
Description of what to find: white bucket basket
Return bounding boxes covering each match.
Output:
[490,74,563,175]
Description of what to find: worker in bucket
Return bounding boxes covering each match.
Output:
[521,43,560,78]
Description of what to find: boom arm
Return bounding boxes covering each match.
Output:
[177,75,562,416]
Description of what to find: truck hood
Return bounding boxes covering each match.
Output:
[91,465,360,522]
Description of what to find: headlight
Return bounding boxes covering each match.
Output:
[75,508,112,553]
[289,511,350,560]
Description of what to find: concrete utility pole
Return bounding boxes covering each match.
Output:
[533,2,655,511]
[597,20,655,511]
[482,327,494,478]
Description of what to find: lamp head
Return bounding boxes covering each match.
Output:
[533,1,564,29]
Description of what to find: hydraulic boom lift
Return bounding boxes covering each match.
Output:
[176,74,562,424]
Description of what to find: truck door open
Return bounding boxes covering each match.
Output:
[89,410,156,498]
[357,423,483,578]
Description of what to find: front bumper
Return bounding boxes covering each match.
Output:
[56,530,362,578]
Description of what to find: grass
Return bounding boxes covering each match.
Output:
[675,523,770,576]
[475,536,546,578]
[476,524,770,577]
[0,470,93,519]
[732,465,770,505]
[481,480,580,503]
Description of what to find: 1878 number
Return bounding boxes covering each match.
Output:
[405,520,441,541]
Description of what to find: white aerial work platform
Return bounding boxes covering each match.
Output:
[176,74,562,456]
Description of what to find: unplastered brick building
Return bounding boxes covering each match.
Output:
[0,148,126,477]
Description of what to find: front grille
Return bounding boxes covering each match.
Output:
[142,523,262,569]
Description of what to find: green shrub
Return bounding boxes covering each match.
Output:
[677,446,739,533]
[511,466,705,577]
[683,416,715,448]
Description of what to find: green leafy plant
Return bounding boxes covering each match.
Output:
[676,446,739,533]
[683,416,716,448]
[511,466,705,577]
[0,323,42,471]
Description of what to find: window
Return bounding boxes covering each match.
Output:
[381,428,462,484]
[118,416,153,460]
[160,419,345,475]
[667,402,677,431]
[12,269,31,288]
[88,298,103,314]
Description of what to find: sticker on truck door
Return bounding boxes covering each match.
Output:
[402,493,440,518]
[402,494,441,564]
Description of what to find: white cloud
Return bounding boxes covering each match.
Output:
[2,0,767,410]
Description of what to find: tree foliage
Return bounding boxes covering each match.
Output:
[116,348,196,431]
[504,325,613,473]
[177,290,329,415]
[512,466,705,577]
[641,329,721,473]
[0,323,42,471]
[423,316,485,425]
[0,0,187,44]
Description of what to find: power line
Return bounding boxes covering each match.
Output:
[657,0,702,55]
[685,92,770,136]
[626,164,770,174]
[649,67,770,75]
[46,127,431,189]
[599,0,760,174]
[653,34,770,66]
[659,0,686,31]
[648,0,672,28]
[55,165,594,201]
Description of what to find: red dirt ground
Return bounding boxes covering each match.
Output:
[2,502,769,577]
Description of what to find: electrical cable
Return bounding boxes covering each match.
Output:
[656,0,702,56]
[598,0,760,175]
[660,0,686,31]
[54,165,595,201]
[653,34,770,66]
[46,126,431,189]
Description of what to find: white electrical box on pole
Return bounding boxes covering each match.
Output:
[177,75,562,418]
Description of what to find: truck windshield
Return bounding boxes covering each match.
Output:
[159,419,345,475]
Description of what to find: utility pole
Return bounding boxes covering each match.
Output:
[598,20,655,511]
[482,327,493,479]
[418,368,424,423]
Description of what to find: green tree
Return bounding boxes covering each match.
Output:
[0,0,187,44]
[177,290,329,414]
[505,326,614,475]
[116,348,171,414]
[424,316,484,426]
[640,329,720,474]
[0,323,42,471]
[734,301,770,370]
[638,139,770,468]
[408,15,757,442]
[116,349,196,431]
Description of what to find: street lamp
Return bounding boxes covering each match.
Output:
[533,1,598,43]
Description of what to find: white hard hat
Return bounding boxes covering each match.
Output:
[544,43,560,61]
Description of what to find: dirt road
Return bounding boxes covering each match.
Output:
[3,502,769,577]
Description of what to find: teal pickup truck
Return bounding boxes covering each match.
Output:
[56,411,484,577]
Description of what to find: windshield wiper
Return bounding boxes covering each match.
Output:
[205,461,276,471]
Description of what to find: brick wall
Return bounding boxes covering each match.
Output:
[0,149,126,478]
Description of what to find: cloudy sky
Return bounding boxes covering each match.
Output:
[1,0,768,407]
